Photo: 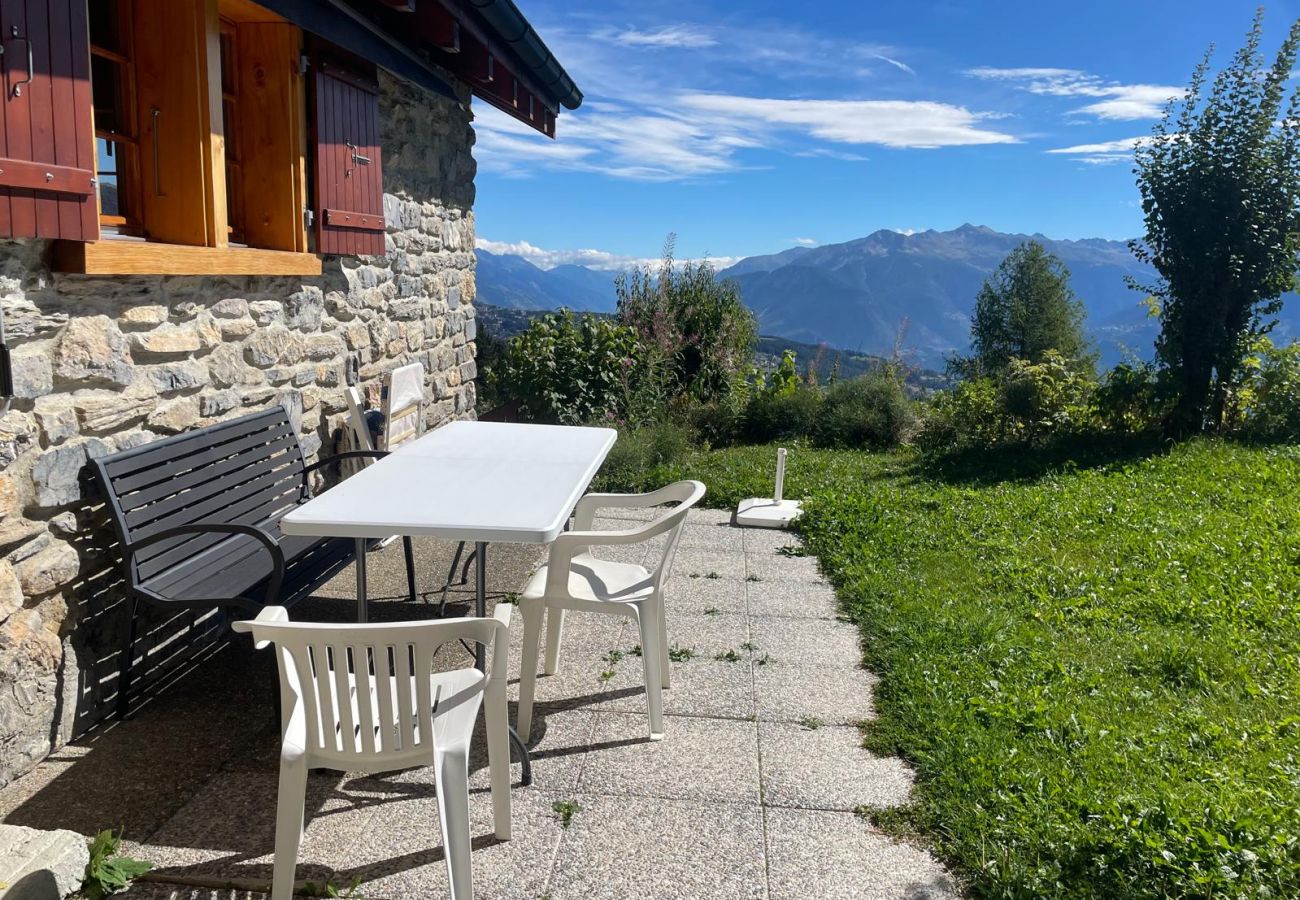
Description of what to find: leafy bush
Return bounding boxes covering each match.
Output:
[919,351,1096,455]
[1241,338,1300,440]
[592,420,694,492]
[496,310,664,426]
[815,370,918,449]
[742,385,824,444]
[1095,360,1166,434]
[616,236,756,406]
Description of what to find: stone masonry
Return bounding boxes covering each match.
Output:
[0,72,479,786]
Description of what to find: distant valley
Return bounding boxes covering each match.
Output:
[476,226,1300,369]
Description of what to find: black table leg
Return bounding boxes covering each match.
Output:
[474,541,533,787]
[355,537,368,623]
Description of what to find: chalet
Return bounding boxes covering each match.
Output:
[0,0,580,786]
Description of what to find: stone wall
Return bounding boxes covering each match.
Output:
[0,72,478,786]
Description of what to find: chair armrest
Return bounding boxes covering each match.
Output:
[231,605,291,648]
[127,523,285,607]
[571,484,692,530]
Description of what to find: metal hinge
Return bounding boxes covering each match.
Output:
[304,208,315,229]
[299,54,310,75]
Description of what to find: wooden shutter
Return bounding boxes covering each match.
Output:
[312,52,384,257]
[0,0,97,241]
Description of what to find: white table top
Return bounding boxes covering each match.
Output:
[281,421,617,543]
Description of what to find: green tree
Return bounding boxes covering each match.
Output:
[959,240,1091,377]
[1131,11,1300,434]
[616,235,757,406]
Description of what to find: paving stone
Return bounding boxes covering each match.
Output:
[749,617,861,667]
[675,522,746,552]
[672,549,747,580]
[754,664,877,725]
[664,612,749,660]
[741,527,805,555]
[745,551,825,583]
[747,581,841,619]
[759,724,913,811]
[764,808,958,900]
[120,886,269,899]
[580,714,760,804]
[662,575,747,616]
[685,508,735,526]
[338,786,563,900]
[546,796,766,900]
[595,658,755,721]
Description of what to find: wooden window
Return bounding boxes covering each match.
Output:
[0,0,98,241]
[56,0,321,273]
[312,50,385,257]
[89,0,139,233]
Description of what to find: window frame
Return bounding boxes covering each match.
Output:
[62,0,317,275]
[89,0,143,235]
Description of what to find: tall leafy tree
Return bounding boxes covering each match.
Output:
[1132,11,1300,434]
[960,240,1090,377]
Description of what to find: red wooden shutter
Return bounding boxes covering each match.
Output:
[312,53,384,256]
[0,0,97,241]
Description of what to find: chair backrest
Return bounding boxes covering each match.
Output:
[636,481,707,591]
[233,611,508,769]
[93,406,306,586]
[380,362,425,450]
[344,386,374,453]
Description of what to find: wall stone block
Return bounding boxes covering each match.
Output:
[55,316,134,388]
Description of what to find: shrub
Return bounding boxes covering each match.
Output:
[1242,338,1300,440]
[497,310,665,426]
[593,420,694,493]
[743,385,824,444]
[616,236,756,406]
[1096,360,1166,434]
[815,370,917,449]
[916,376,1004,457]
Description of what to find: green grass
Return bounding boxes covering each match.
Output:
[604,439,1300,898]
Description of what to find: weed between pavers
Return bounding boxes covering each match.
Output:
[703,605,721,616]
[746,574,762,582]
[715,648,742,663]
[777,545,807,558]
[799,716,825,730]
[668,645,697,662]
[552,800,582,829]
[82,830,152,900]
[301,875,363,898]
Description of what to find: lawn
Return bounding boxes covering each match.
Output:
[603,439,1300,898]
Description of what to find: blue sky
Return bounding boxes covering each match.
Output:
[471,0,1297,270]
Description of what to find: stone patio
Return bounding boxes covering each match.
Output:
[0,510,956,899]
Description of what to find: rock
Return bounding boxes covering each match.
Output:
[277,391,303,432]
[0,561,20,622]
[248,299,283,325]
[32,397,77,445]
[9,346,52,400]
[30,438,110,508]
[14,541,77,596]
[211,297,249,318]
[344,322,370,349]
[284,287,324,331]
[0,611,64,791]
[208,343,265,387]
[144,359,208,394]
[217,317,257,340]
[128,322,203,355]
[447,284,461,309]
[117,304,169,328]
[305,333,345,361]
[54,316,134,387]
[0,414,36,469]
[0,822,89,900]
[75,392,154,433]
[245,327,304,367]
[147,398,200,434]
[199,389,239,417]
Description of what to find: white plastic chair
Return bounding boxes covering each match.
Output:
[345,361,426,454]
[516,481,706,742]
[232,604,513,900]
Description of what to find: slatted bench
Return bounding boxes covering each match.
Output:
[93,405,417,717]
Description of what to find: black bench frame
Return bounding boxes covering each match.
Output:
[93,406,419,718]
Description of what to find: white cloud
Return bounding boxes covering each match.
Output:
[599,25,717,49]
[965,67,1181,120]
[1046,135,1164,165]
[791,237,819,247]
[475,237,743,273]
[679,94,1018,149]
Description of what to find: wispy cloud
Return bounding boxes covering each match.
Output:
[476,237,743,272]
[791,237,819,247]
[1046,135,1159,165]
[597,24,717,49]
[965,67,1181,120]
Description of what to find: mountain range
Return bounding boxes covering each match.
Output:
[475,226,1300,369]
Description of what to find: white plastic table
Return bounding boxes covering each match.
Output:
[282,420,617,620]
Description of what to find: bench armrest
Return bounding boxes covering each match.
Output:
[127,523,285,608]
[301,450,391,498]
